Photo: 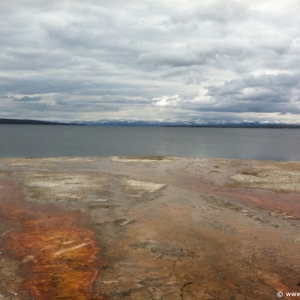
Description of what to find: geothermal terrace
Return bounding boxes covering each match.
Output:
[0,157,299,299]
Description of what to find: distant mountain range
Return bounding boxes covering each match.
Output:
[68,118,300,128]
[1,118,300,128]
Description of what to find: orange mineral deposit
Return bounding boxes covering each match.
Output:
[0,177,102,300]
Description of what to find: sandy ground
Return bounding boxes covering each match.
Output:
[0,156,299,300]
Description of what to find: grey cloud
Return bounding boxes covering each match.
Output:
[136,42,252,68]
[170,0,250,25]
[204,73,300,113]
[12,96,42,102]
[207,74,300,98]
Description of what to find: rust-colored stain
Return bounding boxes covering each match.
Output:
[183,174,300,218]
[0,177,102,300]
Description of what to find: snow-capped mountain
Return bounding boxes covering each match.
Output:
[74,118,300,127]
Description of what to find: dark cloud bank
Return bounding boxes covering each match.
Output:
[0,0,300,123]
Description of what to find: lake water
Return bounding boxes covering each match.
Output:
[0,125,299,161]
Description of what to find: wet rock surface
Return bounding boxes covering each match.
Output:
[0,156,299,299]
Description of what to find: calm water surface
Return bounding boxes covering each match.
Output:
[0,125,299,161]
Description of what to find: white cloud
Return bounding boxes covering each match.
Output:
[153,95,183,107]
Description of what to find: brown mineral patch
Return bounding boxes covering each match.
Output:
[0,176,102,300]
[178,163,300,218]
[230,161,300,193]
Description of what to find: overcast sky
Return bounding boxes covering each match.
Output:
[1,0,300,122]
